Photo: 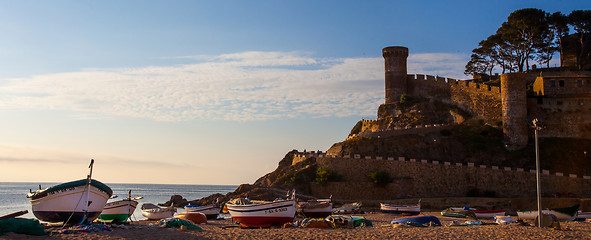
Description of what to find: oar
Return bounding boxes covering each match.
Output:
[0,210,28,220]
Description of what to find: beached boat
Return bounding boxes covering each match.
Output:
[298,198,332,218]
[333,202,362,214]
[472,209,506,218]
[517,204,579,221]
[440,207,477,219]
[26,159,113,224]
[390,215,441,226]
[576,211,591,220]
[226,191,296,227]
[141,203,176,220]
[184,204,220,219]
[98,191,142,223]
[380,201,421,215]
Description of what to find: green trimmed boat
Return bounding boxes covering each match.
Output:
[98,191,142,223]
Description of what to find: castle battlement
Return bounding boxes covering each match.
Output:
[406,74,501,94]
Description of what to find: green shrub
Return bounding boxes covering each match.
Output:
[315,166,332,184]
[399,94,409,104]
[368,170,391,187]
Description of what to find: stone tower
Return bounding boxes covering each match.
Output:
[501,73,528,150]
[383,46,409,104]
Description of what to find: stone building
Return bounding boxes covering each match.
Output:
[381,46,591,150]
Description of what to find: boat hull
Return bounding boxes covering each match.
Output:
[299,200,332,218]
[28,179,112,224]
[99,199,138,223]
[227,200,296,227]
[380,203,420,215]
[141,207,176,220]
[184,205,220,219]
[473,210,506,218]
[517,210,575,221]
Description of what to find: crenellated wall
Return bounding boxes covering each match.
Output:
[300,154,591,199]
[404,74,502,124]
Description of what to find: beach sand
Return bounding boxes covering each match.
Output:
[2,212,591,240]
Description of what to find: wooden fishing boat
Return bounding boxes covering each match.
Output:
[98,191,142,223]
[184,204,220,219]
[298,197,332,218]
[380,201,421,215]
[472,209,506,218]
[26,160,112,224]
[517,204,579,221]
[141,203,176,220]
[226,191,296,227]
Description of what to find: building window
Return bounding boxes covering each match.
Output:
[577,80,583,87]
[580,100,585,106]
[550,80,556,87]
[559,80,565,87]
[537,98,543,104]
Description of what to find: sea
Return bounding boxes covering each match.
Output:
[0,182,237,221]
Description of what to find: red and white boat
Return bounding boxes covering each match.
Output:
[472,209,506,218]
[298,197,332,218]
[226,191,296,227]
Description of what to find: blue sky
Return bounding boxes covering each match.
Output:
[0,1,588,185]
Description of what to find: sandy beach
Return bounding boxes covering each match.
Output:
[2,212,591,240]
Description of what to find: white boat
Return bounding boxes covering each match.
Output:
[298,198,332,218]
[26,159,113,224]
[98,191,142,223]
[472,209,506,218]
[333,202,361,214]
[577,211,591,219]
[380,201,421,215]
[226,191,296,227]
[184,204,220,219]
[141,203,176,220]
[517,204,579,221]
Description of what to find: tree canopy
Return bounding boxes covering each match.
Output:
[465,8,591,77]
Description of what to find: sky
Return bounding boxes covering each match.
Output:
[0,0,588,185]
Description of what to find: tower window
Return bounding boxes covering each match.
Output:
[577,80,583,87]
[550,80,556,87]
[559,80,565,87]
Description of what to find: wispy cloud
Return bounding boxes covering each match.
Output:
[0,51,468,122]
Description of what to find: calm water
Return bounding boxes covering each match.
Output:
[0,182,237,221]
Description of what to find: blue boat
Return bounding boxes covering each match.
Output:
[390,215,442,226]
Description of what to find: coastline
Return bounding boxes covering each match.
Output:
[2,212,590,240]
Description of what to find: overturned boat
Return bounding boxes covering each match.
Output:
[27,159,113,224]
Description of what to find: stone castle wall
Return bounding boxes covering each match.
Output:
[299,154,591,200]
[527,97,591,139]
[404,74,503,124]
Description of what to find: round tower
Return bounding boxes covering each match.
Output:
[383,46,409,104]
[501,73,528,150]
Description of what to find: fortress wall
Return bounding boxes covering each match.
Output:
[347,124,452,140]
[527,98,591,139]
[406,74,502,123]
[312,155,591,199]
